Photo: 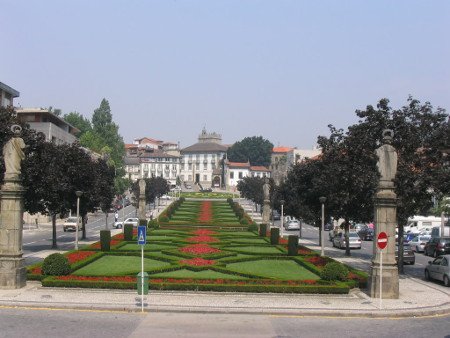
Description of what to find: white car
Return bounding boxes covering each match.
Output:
[160,195,172,200]
[332,232,362,249]
[284,219,300,230]
[121,218,139,228]
[63,217,81,232]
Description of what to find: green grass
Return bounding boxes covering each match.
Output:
[151,268,248,280]
[226,260,320,280]
[225,246,284,255]
[228,238,269,244]
[118,243,176,251]
[73,256,171,276]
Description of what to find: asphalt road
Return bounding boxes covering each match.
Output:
[22,205,137,264]
[0,308,448,338]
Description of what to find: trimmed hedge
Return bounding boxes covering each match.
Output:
[288,235,298,256]
[259,224,267,237]
[124,224,133,241]
[42,253,71,276]
[100,230,111,252]
[270,228,280,245]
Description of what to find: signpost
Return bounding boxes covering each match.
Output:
[377,231,388,309]
[137,225,146,312]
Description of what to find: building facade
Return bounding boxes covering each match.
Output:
[0,82,19,108]
[180,129,228,187]
[16,108,79,144]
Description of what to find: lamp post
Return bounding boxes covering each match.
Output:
[280,199,285,235]
[319,196,326,257]
[75,191,83,250]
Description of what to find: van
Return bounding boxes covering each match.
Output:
[431,226,450,238]
[404,216,443,234]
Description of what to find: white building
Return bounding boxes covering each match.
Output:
[0,82,19,108]
[180,129,228,187]
[225,161,271,188]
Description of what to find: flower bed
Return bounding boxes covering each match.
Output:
[179,244,221,255]
[186,235,218,243]
[179,258,216,266]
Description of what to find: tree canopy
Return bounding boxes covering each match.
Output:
[131,177,170,205]
[227,136,273,167]
[63,112,92,137]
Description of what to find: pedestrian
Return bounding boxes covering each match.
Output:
[114,212,119,222]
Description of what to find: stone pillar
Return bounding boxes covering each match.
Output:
[138,179,146,220]
[262,177,270,224]
[369,130,399,299]
[0,178,26,289]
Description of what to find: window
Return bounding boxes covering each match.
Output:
[230,172,234,179]
[188,175,192,181]
[203,175,207,181]
[188,164,192,170]
[195,164,199,170]
[181,175,185,181]
[238,172,243,179]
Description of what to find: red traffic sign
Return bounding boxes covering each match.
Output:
[377,232,388,250]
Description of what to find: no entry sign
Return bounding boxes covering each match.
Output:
[377,232,388,250]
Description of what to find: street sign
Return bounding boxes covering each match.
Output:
[137,225,147,245]
[377,231,388,250]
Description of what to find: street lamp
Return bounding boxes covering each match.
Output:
[280,199,285,234]
[75,191,83,250]
[319,196,326,257]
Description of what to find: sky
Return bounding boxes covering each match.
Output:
[1,1,449,149]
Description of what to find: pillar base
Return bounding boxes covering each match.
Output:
[0,256,26,289]
[368,263,399,299]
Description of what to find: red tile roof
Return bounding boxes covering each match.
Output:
[250,166,270,172]
[272,146,293,153]
[227,161,250,168]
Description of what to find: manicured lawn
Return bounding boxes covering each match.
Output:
[225,246,284,255]
[151,269,248,280]
[73,256,171,276]
[117,243,176,251]
[226,260,320,280]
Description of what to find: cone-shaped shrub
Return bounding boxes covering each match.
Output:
[270,228,280,245]
[288,235,298,256]
[100,230,111,252]
[124,224,133,241]
[259,223,267,237]
[42,253,70,276]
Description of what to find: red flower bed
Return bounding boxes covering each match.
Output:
[179,258,216,266]
[193,229,217,236]
[305,256,328,267]
[149,278,317,286]
[348,272,366,282]
[56,275,136,282]
[65,251,96,264]
[186,235,218,243]
[279,238,288,245]
[179,244,221,255]
[30,267,42,275]
[90,239,122,249]
[198,201,212,223]
[112,233,124,240]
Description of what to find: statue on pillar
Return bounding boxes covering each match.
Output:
[3,125,26,180]
[262,177,271,224]
[0,125,27,289]
[369,129,399,299]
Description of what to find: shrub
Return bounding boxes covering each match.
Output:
[124,224,133,241]
[226,198,233,204]
[270,228,280,245]
[320,262,349,281]
[240,218,249,225]
[287,235,298,256]
[259,223,267,237]
[100,230,111,252]
[42,253,70,276]
[148,219,159,229]
[247,223,258,232]
[159,215,169,222]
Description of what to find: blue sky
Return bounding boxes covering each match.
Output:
[1,1,449,148]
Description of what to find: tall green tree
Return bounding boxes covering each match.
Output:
[227,136,273,167]
[63,112,92,137]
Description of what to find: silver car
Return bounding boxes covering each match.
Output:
[425,255,450,287]
[409,235,431,253]
[284,219,300,230]
[332,232,361,249]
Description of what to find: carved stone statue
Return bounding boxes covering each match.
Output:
[375,129,398,184]
[263,177,270,201]
[3,125,26,179]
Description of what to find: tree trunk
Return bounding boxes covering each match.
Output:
[82,214,87,240]
[318,218,322,246]
[398,224,404,274]
[51,214,57,249]
[105,212,109,230]
[344,219,351,256]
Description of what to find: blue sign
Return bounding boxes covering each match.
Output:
[137,226,147,245]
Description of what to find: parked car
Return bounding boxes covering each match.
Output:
[270,210,281,221]
[395,244,415,265]
[332,232,361,249]
[424,237,450,257]
[160,195,172,200]
[284,219,300,230]
[200,188,212,193]
[409,235,431,253]
[425,255,450,287]
[357,225,374,241]
[122,218,139,228]
[63,217,81,232]
[351,223,365,232]
[324,223,334,231]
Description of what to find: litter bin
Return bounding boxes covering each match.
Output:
[137,272,149,295]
